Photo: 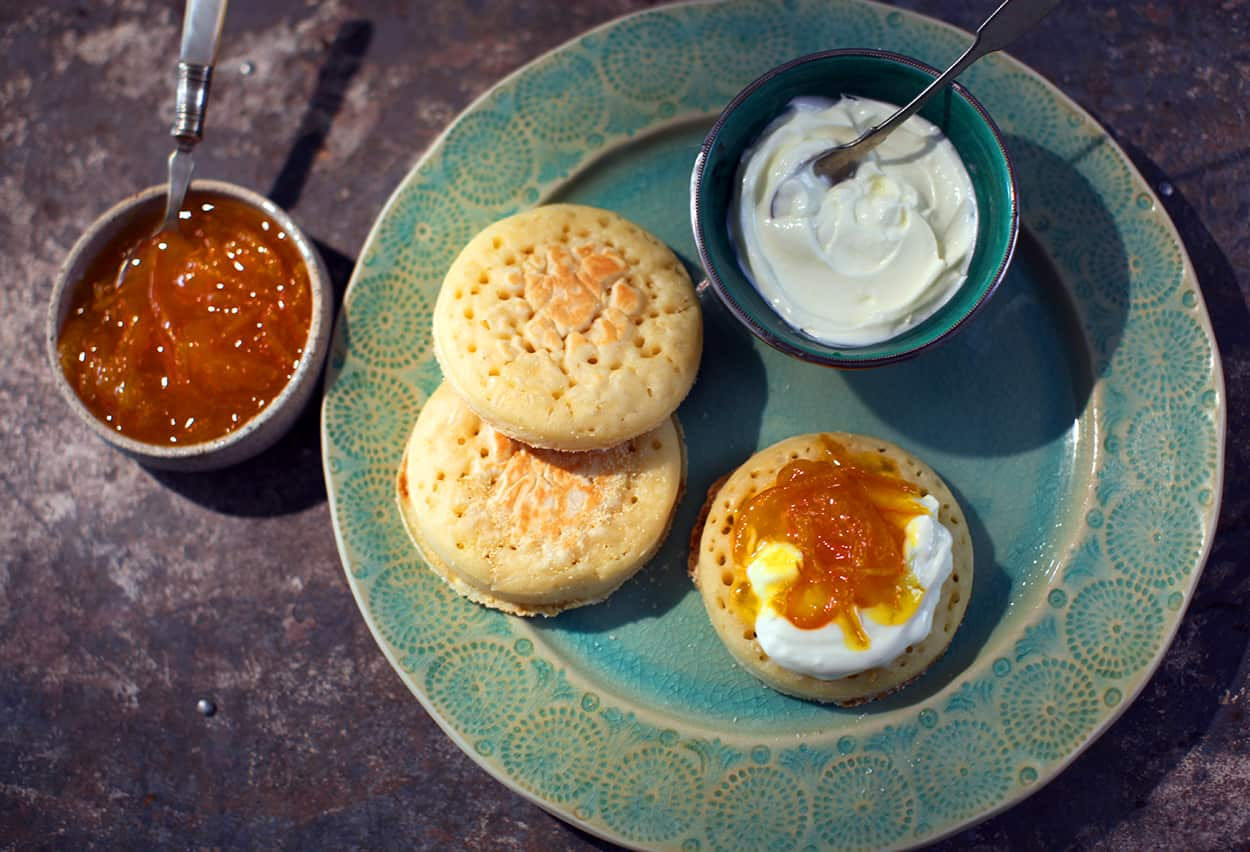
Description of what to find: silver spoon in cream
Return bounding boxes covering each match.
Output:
[802,0,1063,189]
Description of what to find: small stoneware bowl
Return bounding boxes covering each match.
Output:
[46,179,333,471]
[692,49,1018,368]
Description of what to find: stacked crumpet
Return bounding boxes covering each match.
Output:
[397,205,702,615]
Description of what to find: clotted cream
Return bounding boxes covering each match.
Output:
[733,96,978,347]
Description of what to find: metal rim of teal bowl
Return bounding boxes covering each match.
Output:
[692,48,1019,369]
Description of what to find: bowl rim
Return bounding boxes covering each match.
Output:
[45,178,331,462]
[691,47,1020,369]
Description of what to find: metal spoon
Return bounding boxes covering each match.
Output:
[162,0,228,229]
[115,0,227,285]
[808,0,1063,186]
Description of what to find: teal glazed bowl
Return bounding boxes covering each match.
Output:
[692,49,1018,368]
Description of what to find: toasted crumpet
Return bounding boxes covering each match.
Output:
[691,432,973,705]
[397,383,686,616]
[432,204,701,451]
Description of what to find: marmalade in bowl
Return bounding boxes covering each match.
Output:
[57,192,312,446]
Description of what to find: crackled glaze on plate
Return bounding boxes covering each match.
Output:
[321,1,1225,848]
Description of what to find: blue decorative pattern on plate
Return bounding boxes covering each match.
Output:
[322,1,1225,847]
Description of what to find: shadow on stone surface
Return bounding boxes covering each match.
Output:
[556,819,619,851]
[937,136,1250,850]
[268,19,373,211]
[314,238,355,310]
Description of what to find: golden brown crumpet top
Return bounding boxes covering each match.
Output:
[432,204,702,451]
[397,383,687,616]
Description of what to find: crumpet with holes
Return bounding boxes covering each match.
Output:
[396,383,686,616]
[690,432,972,705]
[431,204,701,451]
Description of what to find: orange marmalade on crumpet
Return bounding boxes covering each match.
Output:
[729,436,932,649]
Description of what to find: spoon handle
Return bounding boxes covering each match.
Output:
[171,0,228,146]
[847,0,1063,158]
[974,0,1067,54]
[164,0,228,229]
[180,0,227,66]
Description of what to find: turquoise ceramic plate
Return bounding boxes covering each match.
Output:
[322,1,1225,848]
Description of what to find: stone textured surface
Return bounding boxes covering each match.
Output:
[1,0,1247,849]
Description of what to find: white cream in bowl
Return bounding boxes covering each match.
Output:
[733,96,978,347]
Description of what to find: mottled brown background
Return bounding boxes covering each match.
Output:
[2,1,1248,848]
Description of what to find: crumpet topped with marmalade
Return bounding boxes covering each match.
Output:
[691,432,972,705]
[432,204,702,451]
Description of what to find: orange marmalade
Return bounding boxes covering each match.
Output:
[730,436,930,648]
[57,192,311,446]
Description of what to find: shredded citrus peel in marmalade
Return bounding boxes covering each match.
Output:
[730,436,930,649]
[57,193,311,445]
